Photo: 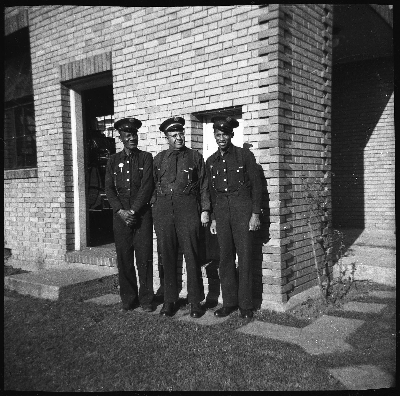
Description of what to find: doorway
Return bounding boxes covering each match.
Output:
[81,85,116,247]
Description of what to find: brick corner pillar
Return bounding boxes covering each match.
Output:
[257,4,333,309]
[185,113,203,153]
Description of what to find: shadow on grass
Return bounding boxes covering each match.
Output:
[4,289,345,392]
[4,265,29,276]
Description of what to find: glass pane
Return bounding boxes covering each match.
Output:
[96,115,115,137]
[14,107,25,138]
[24,103,36,136]
[4,108,15,141]
[3,139,17,170]
[15,135,37,168]
[5,49,33,102]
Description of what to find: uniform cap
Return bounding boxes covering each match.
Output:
[159,116,185,134]
[211,116,239,133]
[114,118,142,133]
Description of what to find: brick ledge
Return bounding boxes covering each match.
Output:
[4,168,38,180]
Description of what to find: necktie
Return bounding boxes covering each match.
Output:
[167,151,180,183]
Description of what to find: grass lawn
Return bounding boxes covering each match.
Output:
[4,290,347,393]
[4,266,395,393]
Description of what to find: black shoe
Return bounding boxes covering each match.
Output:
[160,302,174,317]
[190,302,204,318]
[214,305,238,318]
[154,288,164,303]
[239,308,253,319]
[141,304,154,313]
[121,299,139,312]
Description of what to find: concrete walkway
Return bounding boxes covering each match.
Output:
[4,227,396,392]
[82,289,396,391]
[5,286,396,391]
[338,228,396,286]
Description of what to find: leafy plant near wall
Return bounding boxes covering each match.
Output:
[300,175,356,305]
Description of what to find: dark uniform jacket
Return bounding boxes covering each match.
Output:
[206,144,262,217]
[152,147,210,212]
[105,148,154,214]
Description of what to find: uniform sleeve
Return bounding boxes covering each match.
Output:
[245,149,262,214]
[205,157,216,220]
[104,155,124,212]
[131,152,155,213]
[150,153,160,205]
[197,152,211,212]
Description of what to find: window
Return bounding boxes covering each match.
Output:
[95,115,116,138]
[4,98,36,169]
[4,28,37,170]
[202,114,244,160]
[194,107,244,160]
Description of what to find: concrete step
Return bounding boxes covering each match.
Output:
[338,245,396,286]
[334,229,396,286]
[4,267,118,301]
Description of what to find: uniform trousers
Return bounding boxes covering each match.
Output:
[153,194,204,304]
[113,207,153,308]
[214,193,254,310]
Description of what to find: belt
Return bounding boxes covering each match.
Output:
[156,191,195,197]
[215,190,239,196]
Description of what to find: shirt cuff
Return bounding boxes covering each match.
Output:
[252,206,261,214]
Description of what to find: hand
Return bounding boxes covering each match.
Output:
[201,211,209,227]
[210,220,217,235]
[249,213,261,231]
[118,210,137,226]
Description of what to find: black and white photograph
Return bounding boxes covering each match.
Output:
[4,4,395,394]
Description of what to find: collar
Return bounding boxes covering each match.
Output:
[165,146,187,157]
[211,143,234,161]
[122,147,139,158]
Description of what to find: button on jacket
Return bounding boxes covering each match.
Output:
[104,147,154,309]
[206,144,262,310]
[152,146,210,304]
[105,148,154,214]
[207,144,262,216]
[153,147,210,212]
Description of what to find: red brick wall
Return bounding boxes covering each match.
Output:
[332,58,395,231]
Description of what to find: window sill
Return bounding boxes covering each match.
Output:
[4,168,38,180]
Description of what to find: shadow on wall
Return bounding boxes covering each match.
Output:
[331,57,394,250]
[253,162,270,308]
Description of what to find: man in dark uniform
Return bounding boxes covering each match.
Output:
[152,116,210,318]
[105,118,154,312]
[206,116,262,320]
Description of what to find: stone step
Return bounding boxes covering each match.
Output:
[4,267,118,301]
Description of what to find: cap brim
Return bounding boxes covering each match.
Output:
[164,122,184,132]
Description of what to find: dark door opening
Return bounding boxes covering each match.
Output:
[82,85,116,247]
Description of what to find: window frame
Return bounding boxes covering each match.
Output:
[4,95,37,171]
[4,27,37,171]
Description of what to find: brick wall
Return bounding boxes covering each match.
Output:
[3,5,335,306]
[5,5,392,307]
[332,58,395,231]
[258,4,334,304]
[4,6,266,273]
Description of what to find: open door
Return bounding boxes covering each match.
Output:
[81,85,116,247]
